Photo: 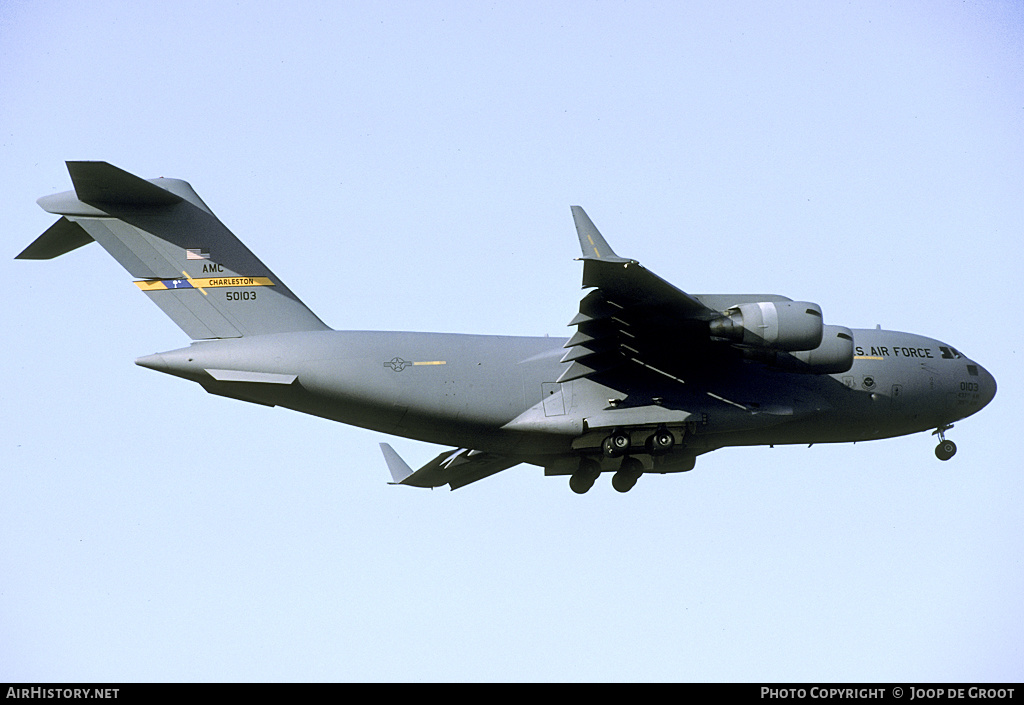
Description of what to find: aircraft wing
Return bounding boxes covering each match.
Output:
[559,207,722,387]
[380,444,520,491]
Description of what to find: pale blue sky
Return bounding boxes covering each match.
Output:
[2,0,1022,681]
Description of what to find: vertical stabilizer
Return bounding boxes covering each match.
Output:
[19,162,330,339]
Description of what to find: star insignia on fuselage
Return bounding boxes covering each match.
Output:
[384,357,412,372]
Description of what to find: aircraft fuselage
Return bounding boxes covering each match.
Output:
[22,163,996,491]
[136,325,995,463]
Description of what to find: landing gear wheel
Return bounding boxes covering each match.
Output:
[569,473,596,494]
[646,427,675,455]
[935,440,957,461]
[611,457,643,493]
[569,458,601,494]
[602,431,630,458]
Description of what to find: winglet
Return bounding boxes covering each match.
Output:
[571,206,627,261]
[380,443,415,484]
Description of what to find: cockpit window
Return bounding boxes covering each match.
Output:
[939,346,963,360]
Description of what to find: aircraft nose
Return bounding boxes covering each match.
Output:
[977,364,997,409]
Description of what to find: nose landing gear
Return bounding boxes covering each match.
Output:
[933,425,957,461]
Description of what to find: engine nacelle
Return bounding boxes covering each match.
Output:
[789,325,854,373]
[709,301,824,351]
[739,325,855,374]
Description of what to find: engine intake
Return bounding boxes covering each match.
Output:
[709,301,824,351]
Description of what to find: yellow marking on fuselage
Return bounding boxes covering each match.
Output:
[412,361,447,366]
[134,280,167,291]
[192,276,274,288]
[181,270,207,296]
[134,276,275,291]
[854,355,885,360]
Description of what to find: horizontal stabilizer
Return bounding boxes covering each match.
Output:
[66,161,183,207]
[16,217,92,260]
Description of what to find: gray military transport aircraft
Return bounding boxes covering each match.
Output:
[19,162,996,493]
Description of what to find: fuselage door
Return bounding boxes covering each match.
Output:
[542,382,566,416]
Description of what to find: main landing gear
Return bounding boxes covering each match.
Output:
[611,457,643,493]
[569,427,677,494]
[933,425,957,461]
[569,457,601,495]
[601,430,630,458]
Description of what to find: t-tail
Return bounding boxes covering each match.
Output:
[17,161,330,339]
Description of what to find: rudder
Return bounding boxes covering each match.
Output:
[18,162,330,339]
